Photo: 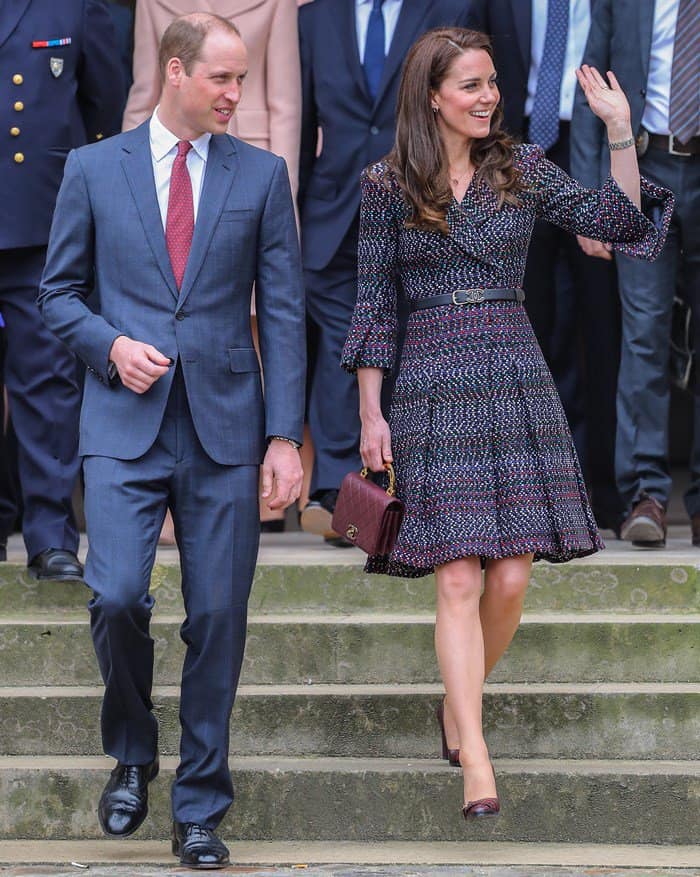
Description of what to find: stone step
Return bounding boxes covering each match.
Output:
[2,613,698,686]
[1,561,698,615]
[1,756,697,844]
[0,840,698,870]
[1,684,697,760]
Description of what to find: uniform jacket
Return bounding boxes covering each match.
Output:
[122,0,301,195]
[570,0,655,188]
[298,0,471,272]
[0,0,124,249]
[38,122,306,464]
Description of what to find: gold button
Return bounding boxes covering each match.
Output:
[10,127,20,137]
[12,74,23,85]
[96,133,103,140]
[14,152,24,163]
[14,101,24,111]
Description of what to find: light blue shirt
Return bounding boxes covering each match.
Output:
[526,0,591,120]
[149,106,211,229]
[356,0,404,63]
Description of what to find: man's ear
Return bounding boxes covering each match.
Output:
[166,57,185,88]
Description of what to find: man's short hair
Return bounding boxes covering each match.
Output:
[158,14,241,81]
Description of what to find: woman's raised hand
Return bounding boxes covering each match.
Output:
[576,65,632,133]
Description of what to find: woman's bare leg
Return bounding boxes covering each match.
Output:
[434,557,495,805]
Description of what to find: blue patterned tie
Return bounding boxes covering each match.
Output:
[364,0,386,100]
[529,0,569,151]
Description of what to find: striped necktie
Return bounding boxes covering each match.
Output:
[669,0,700,145]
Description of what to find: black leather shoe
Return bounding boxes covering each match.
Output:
[172,821,230,869]
[0,539,6,562]
[98,757,159,838]
[27,548,84,581]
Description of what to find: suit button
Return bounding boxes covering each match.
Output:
[96,133,103,140]
[370,125,380,135]
[12,74,23,85]
[640,88,647,97]
[14,152,24,164]
[10,127,19,136]
[175,310,186,320]
[14,101,24,111]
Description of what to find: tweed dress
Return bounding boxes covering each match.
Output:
[341,144,674,578]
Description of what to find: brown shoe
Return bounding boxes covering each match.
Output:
[620,495,667,547]
[691,515,700,547]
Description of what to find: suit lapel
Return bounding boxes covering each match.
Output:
[177,134,238,308]
[341,0,371,103]
[509,0,532,74]
[372,0,427,112]
[638,0,655,83]
[0,0,31,48]
[120,122,179,301]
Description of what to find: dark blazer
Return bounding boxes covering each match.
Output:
[570,0,654,188]
[0,0,124,249]
[467,0,603,142]
[298,0,471,272]
[39,123,306,465]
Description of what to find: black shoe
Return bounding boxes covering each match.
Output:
[172,821,230,869]
[98,757,159,838]
[27,548,84,581]
[0,539,6,562]
[260,518,285,533]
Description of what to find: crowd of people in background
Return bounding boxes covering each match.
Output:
[0,0,698,577]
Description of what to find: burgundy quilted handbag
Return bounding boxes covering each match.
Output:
[332,464,404,555]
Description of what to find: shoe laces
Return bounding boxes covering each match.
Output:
[184,823,213,843]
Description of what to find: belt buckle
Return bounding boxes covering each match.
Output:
[669,135,690,157]
[452,288,484,305]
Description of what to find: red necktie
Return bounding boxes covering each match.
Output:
[166,140,194,289]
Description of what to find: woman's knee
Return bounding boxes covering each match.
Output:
[435,558,482,605]
[485,559,531,606]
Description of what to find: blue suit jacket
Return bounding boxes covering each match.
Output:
[38,122,306,465]
[570,0,654,187]
[298,0,471,272]
[0,0,124,249]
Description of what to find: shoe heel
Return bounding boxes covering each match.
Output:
[435,699,460,767]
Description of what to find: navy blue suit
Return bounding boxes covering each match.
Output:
[298,0,471,496]
[466,0,624,531]
[0,0,123,561]
[571,0,700,518]
[39,123,305,826]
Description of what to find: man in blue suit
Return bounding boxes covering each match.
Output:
[39,13,305,868]
[571,0,700,547]
[298,0,471,545]
[466,0,625,537]
[0,0,123,579]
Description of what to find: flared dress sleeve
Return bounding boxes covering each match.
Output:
[518,143,674,261]
[341,165,401,374]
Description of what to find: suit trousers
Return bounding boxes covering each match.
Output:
[615,148,700,515]
[524,124,623,527]
[83,367,259,827]
[304,223,363,494]
[0,246,80,559]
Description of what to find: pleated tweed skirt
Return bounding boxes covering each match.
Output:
[366,301,604,578]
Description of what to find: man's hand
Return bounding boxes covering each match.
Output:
[109,335,171,394]
[577,235,614,260]
[261,440,303,511]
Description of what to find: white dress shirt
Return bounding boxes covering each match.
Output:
[356,0,403,63]
[149,107,211,229]
[641,0,684,136]
[526,0,591,120]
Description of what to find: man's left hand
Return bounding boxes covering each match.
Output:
[261,440,303,511]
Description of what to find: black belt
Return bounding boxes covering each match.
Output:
[647,133,700,156]
[411,288,525,310]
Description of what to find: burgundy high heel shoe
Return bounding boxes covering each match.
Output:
[462,762,500,821]
[435,699,460,767]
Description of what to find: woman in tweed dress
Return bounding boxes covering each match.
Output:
[341,28,672,820]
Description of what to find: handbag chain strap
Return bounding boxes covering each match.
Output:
[360,463,397,497]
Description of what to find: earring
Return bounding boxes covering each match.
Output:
[432,105,438,114]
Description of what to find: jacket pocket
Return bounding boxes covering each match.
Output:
[221,208,254,221]
[228,347,260,373]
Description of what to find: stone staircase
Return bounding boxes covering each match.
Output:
[0,556,698,864]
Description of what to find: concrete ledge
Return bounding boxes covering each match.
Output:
[0,840,699,868]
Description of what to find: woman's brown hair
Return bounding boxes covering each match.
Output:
[385,28,524,234]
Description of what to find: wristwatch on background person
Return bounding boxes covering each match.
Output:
[268,435,302,450]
